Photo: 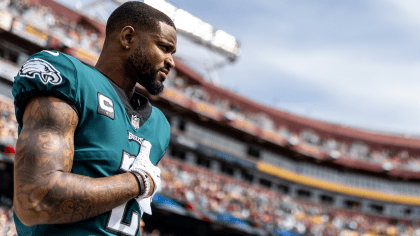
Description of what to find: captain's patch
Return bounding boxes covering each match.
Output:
[18,58,63,85]
[97,93,115,120]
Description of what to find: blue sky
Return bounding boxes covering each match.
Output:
[57,0,420,136]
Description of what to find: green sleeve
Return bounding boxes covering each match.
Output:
[12,50,80,127]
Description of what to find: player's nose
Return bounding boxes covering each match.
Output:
[165,55,175,69]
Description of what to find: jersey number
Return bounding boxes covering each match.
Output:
[105,200,139,236]
[105,132,147,236]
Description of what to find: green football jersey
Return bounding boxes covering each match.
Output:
[12,50,170,236]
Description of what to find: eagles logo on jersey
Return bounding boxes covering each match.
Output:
[18,58,63,85]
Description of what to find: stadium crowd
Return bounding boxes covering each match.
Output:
[0,198,16,236]
[159,156,420,236]
[0,97,17,153]
[1,0,103,56]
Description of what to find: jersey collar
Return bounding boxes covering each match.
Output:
[103,75,153,128]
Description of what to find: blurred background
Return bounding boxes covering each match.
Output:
[1,0,420,235]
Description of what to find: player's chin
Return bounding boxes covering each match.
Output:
[147,83,164,95]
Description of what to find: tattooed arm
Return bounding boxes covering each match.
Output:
[13,96,154,226]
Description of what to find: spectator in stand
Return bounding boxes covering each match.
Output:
[0,98,18,161]
[0,0,10,9]
[0,205,17,236]
[140,219,145,236]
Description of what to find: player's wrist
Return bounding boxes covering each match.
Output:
[130,169,151,199]
[130,171,145,198]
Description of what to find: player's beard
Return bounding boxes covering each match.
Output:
[124,48,164,95]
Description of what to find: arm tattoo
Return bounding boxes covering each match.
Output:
[14,96,139,224]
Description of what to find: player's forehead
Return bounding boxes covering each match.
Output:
[149,21,177,45]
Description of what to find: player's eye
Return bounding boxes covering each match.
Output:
[160,45,168,52]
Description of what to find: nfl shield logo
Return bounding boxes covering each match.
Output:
[131,115,140,130]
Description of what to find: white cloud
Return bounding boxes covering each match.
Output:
[379,0,420,25]
[372,0,420,40]
[260,44,420,104]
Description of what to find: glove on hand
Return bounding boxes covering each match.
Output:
[129,140,161,215]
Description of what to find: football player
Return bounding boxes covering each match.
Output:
[12,2,176,235]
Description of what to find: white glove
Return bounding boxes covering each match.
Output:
[128,140,161,215]
[138,166,161,216]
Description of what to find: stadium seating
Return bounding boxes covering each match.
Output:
[157,156,420,236]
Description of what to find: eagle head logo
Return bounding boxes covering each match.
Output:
[18,58,63,85]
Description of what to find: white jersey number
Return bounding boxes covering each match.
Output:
[105,201,139,236]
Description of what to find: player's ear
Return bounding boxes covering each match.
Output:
[120,26,135,50]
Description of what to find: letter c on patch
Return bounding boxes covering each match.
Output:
[97,92,115,119]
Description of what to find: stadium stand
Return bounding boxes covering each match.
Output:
[162,70,420,174]
[0,199,16,236]
[2,0,420,235]
[157,156,420,236]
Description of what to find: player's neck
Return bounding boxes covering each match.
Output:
[95,53,135,100]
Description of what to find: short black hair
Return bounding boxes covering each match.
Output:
[105,1,175,38]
